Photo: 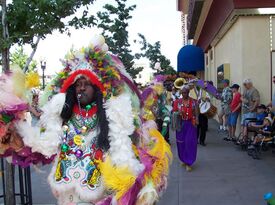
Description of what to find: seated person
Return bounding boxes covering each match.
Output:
[248,116,273,150]
[243,104,267,138]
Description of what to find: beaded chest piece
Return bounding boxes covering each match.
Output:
[54,100,103,190]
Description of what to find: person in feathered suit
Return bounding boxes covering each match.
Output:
[9,35,172,205]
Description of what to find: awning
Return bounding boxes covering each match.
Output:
[177,45,205,72]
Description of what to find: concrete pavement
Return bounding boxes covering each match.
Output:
[158,120,275,205]
[1,120,275,205]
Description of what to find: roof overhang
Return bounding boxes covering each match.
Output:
[189,0,275,51]
[188,0,204,39]
[211,8,275,48]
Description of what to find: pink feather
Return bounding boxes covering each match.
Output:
[118,147,156,205]
[118,174,143,205]
[96,196,112,205]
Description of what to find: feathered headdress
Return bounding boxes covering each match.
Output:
[42,35,141,103]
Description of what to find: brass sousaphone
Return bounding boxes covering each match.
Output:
[174,78,186,90]
[174,77,198,100]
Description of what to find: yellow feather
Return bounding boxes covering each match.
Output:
[97,156,136,200]
[11,68,26,99]
[147,129,173,185]
[25,72,40,89]
[153,84,164,95]
[148,129,172,160]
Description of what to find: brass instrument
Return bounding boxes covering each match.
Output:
[173,78,186,89]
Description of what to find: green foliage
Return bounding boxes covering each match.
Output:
[95,0,142,79]
[135,33,176,75]
[10,47,37,72]
[0,0,96,49]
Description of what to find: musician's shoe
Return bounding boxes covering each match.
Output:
[200,142,206,146]
[223,137,231,141]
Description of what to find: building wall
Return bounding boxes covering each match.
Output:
[206,16,271,104]
[204,16,272,132]
[241,16,271,104]
[205,17,243,112]
[214,18,243,87]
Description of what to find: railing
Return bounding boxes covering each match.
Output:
[0,159,32,205]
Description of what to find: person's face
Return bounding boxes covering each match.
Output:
[263,119,270,126]
[272,76,275,84]
[181,89,189,99]
[172,87,176,94]
[33,95,39,104]
[75,77,95,107]
[245,82,252,89]
[223,83,228,88]
[257,108,264,114]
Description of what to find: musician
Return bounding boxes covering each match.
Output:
[172,86,180,102]
[197,81,213,146]
[173,85,199,172]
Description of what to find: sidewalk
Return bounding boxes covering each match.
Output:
[158,120,275,205]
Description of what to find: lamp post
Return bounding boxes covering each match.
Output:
[40,60,46,90]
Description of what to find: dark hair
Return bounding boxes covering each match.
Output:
[60,84,110,151]
[32,94,39,101]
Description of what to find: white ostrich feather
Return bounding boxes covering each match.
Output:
[16,93,65,157]
[105,93,144,176]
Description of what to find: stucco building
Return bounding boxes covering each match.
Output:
[177,0,275,105]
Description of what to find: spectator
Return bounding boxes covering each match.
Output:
[247,116,273,151]
[241,78,260,142]
[243,104,267,137]
[226,84,241,141]
[172,86,180,102]
[218,79,233,131]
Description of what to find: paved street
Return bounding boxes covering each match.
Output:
[159,120,275,205]
[1,120,275,205]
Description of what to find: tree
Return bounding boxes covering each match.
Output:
[1,0,97,72]
[135,33,176,75]
[1,0,10,72]
[95,0,142,79]
[10,47,37,72]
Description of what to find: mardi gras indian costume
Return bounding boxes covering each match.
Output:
[141,76,171,143]
[6,35,172,205]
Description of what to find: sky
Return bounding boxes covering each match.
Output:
[22,0,183,75]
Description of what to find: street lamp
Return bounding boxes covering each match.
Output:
[40,60,46,90]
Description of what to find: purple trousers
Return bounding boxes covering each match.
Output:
[176,120,197,166]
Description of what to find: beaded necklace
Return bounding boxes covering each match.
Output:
[181,98,193,120]
[60,97,98,159]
